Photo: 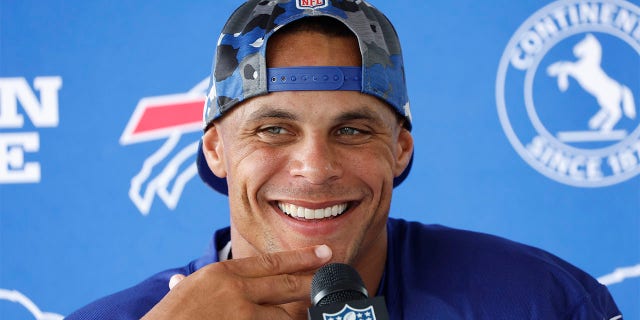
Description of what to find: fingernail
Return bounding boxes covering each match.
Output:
[315,245,332,260]
[168,274,185,290]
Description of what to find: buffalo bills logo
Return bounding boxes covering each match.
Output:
[120,79,207,215]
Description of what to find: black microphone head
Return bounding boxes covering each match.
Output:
[311,263,369,306]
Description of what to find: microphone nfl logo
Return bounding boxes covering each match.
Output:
[322,304,376,320]
[296,0,328,10]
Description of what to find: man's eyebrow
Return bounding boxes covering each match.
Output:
[246,107,298,122]
[335,107,386,126]
[245,105,389,126]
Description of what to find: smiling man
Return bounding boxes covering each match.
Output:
[68,1,622,319]
[203,17,410,270]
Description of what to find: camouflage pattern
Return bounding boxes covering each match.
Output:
[203,0,412,128]
[198,0,412,194]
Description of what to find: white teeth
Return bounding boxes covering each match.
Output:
[332,205,339,216]
[305,208,314,219]
[278,202,348,220]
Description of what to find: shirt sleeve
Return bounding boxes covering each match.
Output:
[568,284,622,320]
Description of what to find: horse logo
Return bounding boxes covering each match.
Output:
[547,34,636,133]
[496,0,640,188]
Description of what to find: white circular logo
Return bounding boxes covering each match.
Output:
[497,0,640,187]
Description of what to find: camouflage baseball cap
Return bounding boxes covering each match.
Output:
[197,0,412,195]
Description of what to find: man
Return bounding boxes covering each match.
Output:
[69,1,622,319]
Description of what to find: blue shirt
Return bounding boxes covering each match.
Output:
[67,218,621,319]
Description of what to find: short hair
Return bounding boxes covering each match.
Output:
[265,16,361,69]
[274,16,356,38]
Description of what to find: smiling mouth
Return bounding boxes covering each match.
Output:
[277,202,349,220]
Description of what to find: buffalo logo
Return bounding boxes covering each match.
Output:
[296,0,328,10]
[322,304,376,320]
[120,79,207,215]
[496,0,640,187]
[0,288,63,320]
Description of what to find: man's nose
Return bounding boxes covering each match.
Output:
[288,135,342,185]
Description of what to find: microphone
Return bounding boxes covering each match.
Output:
[308,263,389,320]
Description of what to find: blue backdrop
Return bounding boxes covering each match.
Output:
[1,0,638,318]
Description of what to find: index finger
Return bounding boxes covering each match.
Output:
[223,244,332,278]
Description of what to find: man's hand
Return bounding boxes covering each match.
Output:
[142,245,332,320]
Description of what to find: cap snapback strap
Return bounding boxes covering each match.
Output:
[267,66,362,92]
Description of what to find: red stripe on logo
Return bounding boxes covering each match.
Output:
[133,99,203,134]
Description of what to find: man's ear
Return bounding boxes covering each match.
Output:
[394,128,414,177]
[202,125,227,179]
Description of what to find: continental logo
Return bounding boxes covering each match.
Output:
[496,0,640,187]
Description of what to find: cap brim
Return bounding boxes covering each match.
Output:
[197,140,412,195]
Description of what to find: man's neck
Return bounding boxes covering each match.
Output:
[353,228,388,298]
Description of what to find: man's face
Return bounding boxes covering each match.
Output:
[202,30,413,267]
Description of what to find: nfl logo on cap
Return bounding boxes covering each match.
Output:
[296,0,328,10]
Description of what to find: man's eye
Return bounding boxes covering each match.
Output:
[262,126,288,135]
[337,127,361,135]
